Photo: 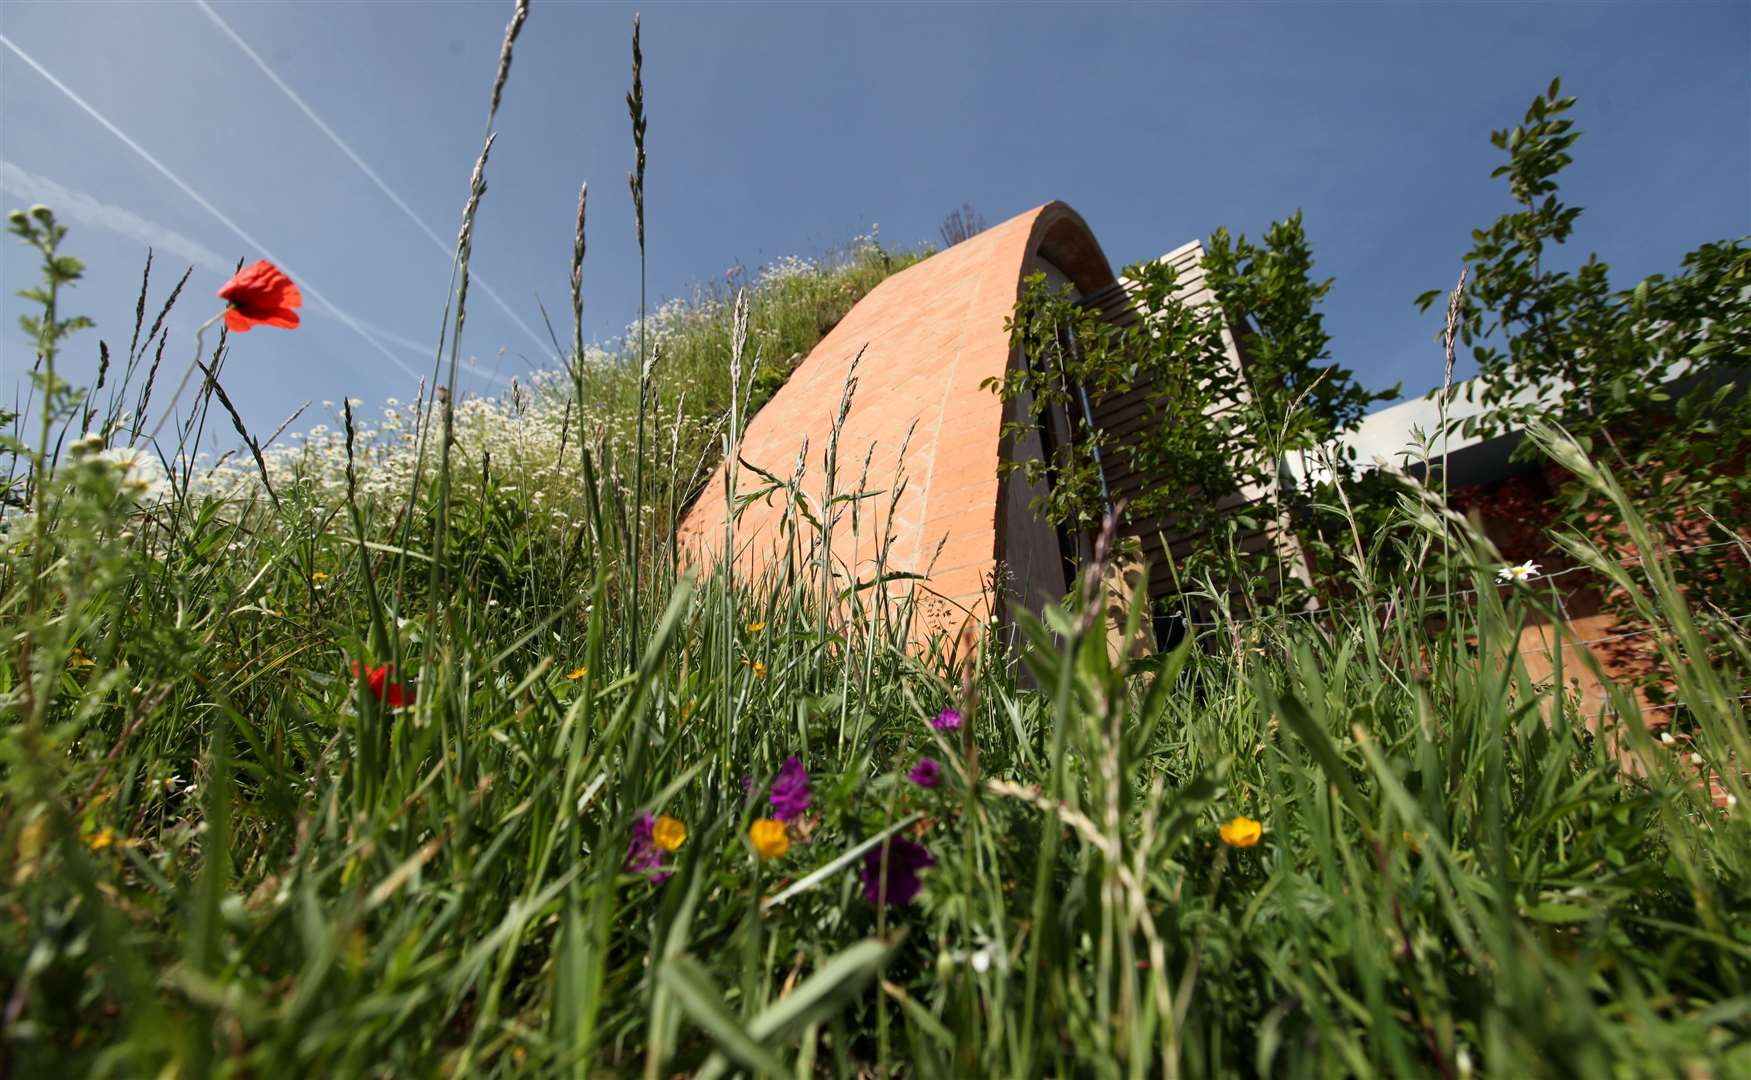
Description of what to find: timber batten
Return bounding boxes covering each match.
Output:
[1073,241,1311,620]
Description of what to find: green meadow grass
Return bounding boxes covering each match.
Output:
[5,208,1749,1076]
[4,10,1749,1075]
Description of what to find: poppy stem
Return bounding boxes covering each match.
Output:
[144,311,224,444]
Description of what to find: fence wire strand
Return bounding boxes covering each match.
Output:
[1180,537,1749,629]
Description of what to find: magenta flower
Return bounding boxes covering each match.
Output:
[769,755,812,821]
[623,813,671,882]
[862,836,934,906]
[932,707,962,731]
[908,757,942,788]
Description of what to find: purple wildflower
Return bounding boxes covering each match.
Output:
[623,813,671,882]
[932,707,962,732]
[769,756,812,821]
[862,836,935,906]
[908,757,942,788]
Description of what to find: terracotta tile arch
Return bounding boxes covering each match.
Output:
[676,201,1116,644]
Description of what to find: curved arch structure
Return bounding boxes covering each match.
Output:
[677,201,1115,643]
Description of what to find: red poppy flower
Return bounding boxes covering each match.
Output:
[350,660,411,708]
[218,260,302,333]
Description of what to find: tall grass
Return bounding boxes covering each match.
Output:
[2,9,1748,1077]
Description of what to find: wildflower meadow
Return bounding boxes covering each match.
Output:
[4,6,1748,1078]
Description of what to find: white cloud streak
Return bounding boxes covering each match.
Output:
[0,160,231,275]
[0,31,510,388]
[193,0,559,367]
[1,159,440,361]
[0,172,520,410]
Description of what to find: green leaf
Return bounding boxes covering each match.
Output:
[658,955,790,1077]
[693,941,898,1080]
[1524,902,1594,924]
[1272,688,1369,823]
[745,938,893,1040]
[881,976,955,1051]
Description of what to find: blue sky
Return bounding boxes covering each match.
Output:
[3,1,1747,439]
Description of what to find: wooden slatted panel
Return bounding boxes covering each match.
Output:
[1074,241,1303,607]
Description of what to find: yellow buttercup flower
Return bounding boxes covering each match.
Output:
[749,818,789,860]
[652,815,687,852]
[85,827,116,852]
[1219,816,1262,848]
[310,571,329,583]
[565,665,589,681]
[69,648,95,669]
[746,621,766,633]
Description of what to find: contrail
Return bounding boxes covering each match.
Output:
[0,31,509,389]
[0,160,437,360]
[0,158,488,374]
[194,0,558,367]
[0,160,232,276]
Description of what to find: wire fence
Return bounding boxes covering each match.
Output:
[1642,693,1751,714]
[1177,537,1750,630]
[1167,535,1751,721]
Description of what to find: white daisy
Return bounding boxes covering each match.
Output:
[1496,560,1542,584]
[98,445,169,503]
